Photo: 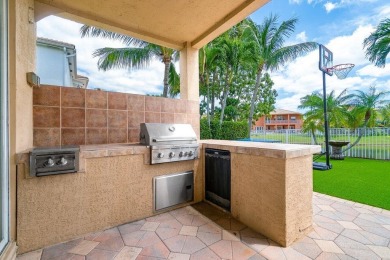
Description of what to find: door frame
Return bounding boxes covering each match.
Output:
[0,0,9,253]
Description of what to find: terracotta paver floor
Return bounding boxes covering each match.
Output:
[17,192,390,260]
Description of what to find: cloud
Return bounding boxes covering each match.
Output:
[357,63,390,78]
[296,31,308,42]
[324,2,337,13]
[377,4,390,19]
[289,0,303,4]
[288,0,316,4]
[323,0,381,13]
[37,15,167,95]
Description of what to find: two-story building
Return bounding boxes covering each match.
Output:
[253,108,303,131]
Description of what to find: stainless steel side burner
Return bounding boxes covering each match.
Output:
[140,123,199,164]
[30,146,79,177]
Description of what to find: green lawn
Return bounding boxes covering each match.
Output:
[251,133,390,159]
[313,158,390,210]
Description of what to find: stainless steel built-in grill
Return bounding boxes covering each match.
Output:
[30,146,79,177]
[140,123,199,164]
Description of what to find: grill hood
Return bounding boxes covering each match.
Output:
[140,123,197,146]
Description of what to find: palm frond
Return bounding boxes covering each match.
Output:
[270,42,318,70]
[269,17,298,52]
[80,25,147,47]
[92,47,155,71]
[363,18,390,67]
[168,63,180,98]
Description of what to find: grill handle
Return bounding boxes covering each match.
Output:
[152,137,197,143]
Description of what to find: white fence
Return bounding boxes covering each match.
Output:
[251,128,390,160]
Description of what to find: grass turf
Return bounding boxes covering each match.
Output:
[313,157,390,210]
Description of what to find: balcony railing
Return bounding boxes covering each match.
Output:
[265,119,301,124]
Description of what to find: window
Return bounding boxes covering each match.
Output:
[290,116,296,120]
[0,0,9,253]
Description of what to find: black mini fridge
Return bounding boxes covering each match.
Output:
[205,148,231,211]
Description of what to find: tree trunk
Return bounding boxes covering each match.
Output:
[219,72,231,125]
[342,126,365,153]
[311,129,318,145]
[248,68,263,137]
[206,82,211,127]
[162,60,170,97]
[211,72,216,117]
[219,84,229,125]
[342,116,370,153]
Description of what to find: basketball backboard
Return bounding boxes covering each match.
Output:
[319,44,333,76]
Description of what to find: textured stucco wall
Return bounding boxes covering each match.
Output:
[17,153,201,253]
[6,1,36,257]
[229,153,312,247]
[285,155,313,245]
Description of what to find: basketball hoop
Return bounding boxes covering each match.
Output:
[317,44,356,170]
[328,63,355,80]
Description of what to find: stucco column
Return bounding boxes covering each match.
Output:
[179,42,199,101]
[8,0,35,249]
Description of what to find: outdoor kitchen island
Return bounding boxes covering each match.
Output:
[16,140,320,253]
[200,140,321,247]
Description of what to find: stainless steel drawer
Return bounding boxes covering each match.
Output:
[154,171,194,211]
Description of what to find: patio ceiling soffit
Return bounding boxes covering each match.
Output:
[34,0,269,50]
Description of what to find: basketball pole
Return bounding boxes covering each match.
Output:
[322,71,331,169]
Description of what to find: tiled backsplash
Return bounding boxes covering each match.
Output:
[33,85,200,147]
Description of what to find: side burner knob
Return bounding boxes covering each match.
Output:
[157,153,164,158]
[188,151,194,157]
[58,157,68,166]
[45,158,55,167]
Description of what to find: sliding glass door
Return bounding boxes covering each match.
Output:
[0,0,9,254]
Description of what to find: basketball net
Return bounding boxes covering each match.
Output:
[327,63,355,80]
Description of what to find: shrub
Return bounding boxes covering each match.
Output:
[200,118,249,140]
[200,118,212,139]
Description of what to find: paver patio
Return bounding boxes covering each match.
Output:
[17,192,390,260]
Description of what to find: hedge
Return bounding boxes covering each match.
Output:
[200,118,249,140]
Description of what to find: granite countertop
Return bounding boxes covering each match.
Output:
[200,140,321,159]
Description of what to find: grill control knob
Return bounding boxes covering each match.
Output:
[58,157,68,166]
[157,152,164,158]
[184,152,189,157]
[179,151,184,157]
[46,158,55,167]
[188,151,194,157]
[169,152,175,158]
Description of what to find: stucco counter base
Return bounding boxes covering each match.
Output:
[201,140,321,247]
[15,144,202,254]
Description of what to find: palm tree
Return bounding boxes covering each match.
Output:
[345,86,390,151]
[199,43,223,126]
[363,18,390,68]
[80,25,179,97]
[380,104,390,126]
[243,15,318,136]
[301,118,322,145]
[299,89,352,128]
[212,24,256,125]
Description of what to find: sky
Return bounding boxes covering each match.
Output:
[37,0,390,111]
